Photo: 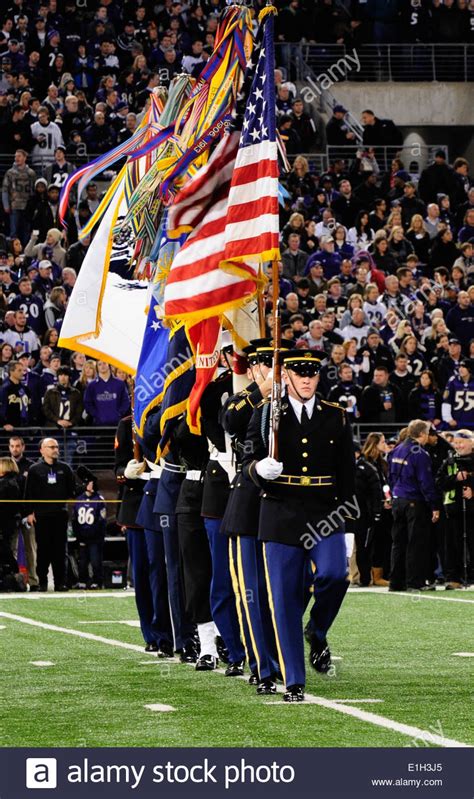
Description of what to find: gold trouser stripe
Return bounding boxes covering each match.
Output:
[262,543,286,687]
[228,538,250,666]
[237,537,261,677]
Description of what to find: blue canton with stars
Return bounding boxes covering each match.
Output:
[240,13,276,148]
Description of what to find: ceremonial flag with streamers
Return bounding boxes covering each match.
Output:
[223,9,280,264]
[134,214,189,437]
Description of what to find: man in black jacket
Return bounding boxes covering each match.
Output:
[242,350,356,702]
[24,437,76,591]
[360,365,402,424]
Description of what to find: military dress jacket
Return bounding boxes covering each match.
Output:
[242,398,356,547]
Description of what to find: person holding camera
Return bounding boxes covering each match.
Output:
[436,431,474,589]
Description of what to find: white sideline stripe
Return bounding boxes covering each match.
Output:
[144,704,175,712]
[2,611,471,749]
[333,699,384,704]
[0,612,148,654]
[452,652,474,657]
[0,624,6,629]
[0,591,135,600]
[30,661,55,667]
[77,620,142,627]
[351,588,474,604]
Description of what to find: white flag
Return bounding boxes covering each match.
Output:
[59,178,148,374]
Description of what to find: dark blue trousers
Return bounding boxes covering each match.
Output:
[145,528,173,644]
[264,533,349,689]
[159,513,195,651]
[204,518,245,664]
[228,537,257,676]
[234,536,280,680]
[126,528,172,648]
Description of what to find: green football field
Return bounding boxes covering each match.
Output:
[0,588,472,749]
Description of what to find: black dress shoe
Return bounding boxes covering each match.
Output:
[156,641,174,658]
[145,642,159,653]
[309,637,332,673]
[179,642,199,664]
[29,585,41,592]
[54,585,69,592]
[389,584,406,592]
[215,635,229,664]
[248,671,259,686]
[195,654,218,671]
[39,584,48,592]
[283,685,304,702]
[225,660,245,677]
[256,679,276,695]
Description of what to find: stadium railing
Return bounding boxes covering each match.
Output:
[0,422,425,469]
[276,43,474,83]
[0,426,117,470]
[283,144,449,177]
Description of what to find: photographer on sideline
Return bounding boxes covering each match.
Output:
[436,431,474,589]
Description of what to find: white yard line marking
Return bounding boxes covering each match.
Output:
[351,588,474,604]
[144,704,175,712]
[299,695,470,747]
[30,661,55,667]
[267,699,383,705]
[452,652,474,657]
[2,611,471,749]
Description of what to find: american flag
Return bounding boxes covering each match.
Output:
[164,131,259,321]
[223,11,280,264]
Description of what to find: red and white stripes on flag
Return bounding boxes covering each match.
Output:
[224,139,280,263]
[164,132,259,322]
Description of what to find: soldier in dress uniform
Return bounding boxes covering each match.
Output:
[114,414,165,652]
[134,464,174,656]
[221,339,291,694]
[173,355,246,673]
[242,350,356,702]
[200,345,247,676]
[143,408,198,662]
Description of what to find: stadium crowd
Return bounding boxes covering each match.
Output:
[0,1,472,708]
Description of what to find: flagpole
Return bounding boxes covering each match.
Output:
[258,266,266,337]
[130,380,142,461]
[269,259,281,459]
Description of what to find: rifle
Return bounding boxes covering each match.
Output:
[269,260,281,459]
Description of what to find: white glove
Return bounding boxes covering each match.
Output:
[256,457,283,480]
[124,459,145,480]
